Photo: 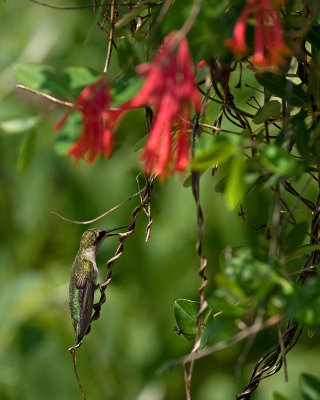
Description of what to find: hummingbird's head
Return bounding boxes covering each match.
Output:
[80,228,108,250]
[80,226,127,251]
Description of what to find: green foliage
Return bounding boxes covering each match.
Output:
[284,221,309,255]
[225,154,246,209]
[285,244,320,261]
[16,130,36,173]
[253,100,282,124]
[174,299,212,341]
[273,392,289,400]
[0,115,39,135]
[14,64,100,101]
[275,373,320,400]
[255,73,308,107]
[300,374,320,400]
[54,111,81,156]
[111,75,144,107]
[191,135,238,170]
[260,144,304,177]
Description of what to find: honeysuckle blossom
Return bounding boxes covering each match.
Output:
[55,78,118,163]
[55,33,201,178]
[225,0,290,67]
[120,33,201,177]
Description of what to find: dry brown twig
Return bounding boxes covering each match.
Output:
[104,0,116,73]
[91,174,154,324]
[158,314,283,374]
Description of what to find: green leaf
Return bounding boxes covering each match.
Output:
[62,66,100,93]
[255,73,308,107]
[202,313,237,343]
[54,111,81,156]
[273,392,289,400]
[0,115,39,135]
[253,100,281,124]
[285,277,320,328]
[300,373,320,400]
[111,75,144,107]
[306,24,320,50]
[222,247,277,298]
[286,244,320,261]
[215,176,227,193]
[14,64,70,100]
[191,138,236,170]
[174,299,212,341]
[290,110,309,159]
[117,37,145,76]
[157,0,231,60]
[16,130,36,174]
[284,221,309,255]
[225,154,246,209]
[261,144,304,177]
[115,0,156,29]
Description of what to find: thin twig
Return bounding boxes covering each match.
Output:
[182,110,209,400]
[28,0,94,9]
[152,0,174,31]
[16,84,74,107]
[282,180,315,211]
[179,2,201,38]
[238,204,266,231]
[69,348,87,400]
[90,175,154,325]
[236,309,264,376]
[28,0,155,9]
[158,314,283,373]
[52,186,146,224]
[277,322,288,382]
[104,0,116,73]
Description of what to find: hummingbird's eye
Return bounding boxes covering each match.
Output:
[97,231,105,241]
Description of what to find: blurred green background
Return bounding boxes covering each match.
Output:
[1,1,320,400]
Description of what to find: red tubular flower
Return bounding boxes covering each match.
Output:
[120,33,201,177]
[225,0,290,67]
[55,78,119,163]
[54,34,201,177]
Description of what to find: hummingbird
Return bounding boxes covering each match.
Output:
[69,227,126,346]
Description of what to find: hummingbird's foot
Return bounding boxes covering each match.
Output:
[68,340,82,352]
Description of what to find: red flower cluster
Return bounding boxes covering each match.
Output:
[55,79,118,163]
[122,33,201,176]
[225,0,290,67]
[55,33,201,178]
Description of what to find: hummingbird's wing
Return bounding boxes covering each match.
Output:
[75,274,95,343]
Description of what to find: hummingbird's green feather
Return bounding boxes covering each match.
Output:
[69,226,126,345]
[69,256,97,341]
[69,229,105,344]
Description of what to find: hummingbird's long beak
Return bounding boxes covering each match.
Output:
[103,226,128,235]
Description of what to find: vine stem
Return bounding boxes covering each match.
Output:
[158,314,283,373]
[104,0,116,73]
[182,108,208,399]
[52,186,145,224]
[16,84,74,107]
[69,348,88,400]
[90,175,154,323]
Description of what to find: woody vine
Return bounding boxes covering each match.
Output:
[7,0,320,399]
